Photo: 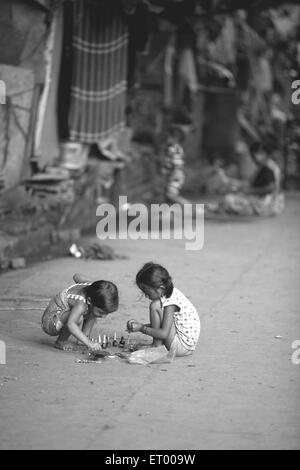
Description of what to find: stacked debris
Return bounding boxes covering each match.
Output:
[69,242,127,261]
[24,167,75,205]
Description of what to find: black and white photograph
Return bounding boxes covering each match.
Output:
[0,0,299,453]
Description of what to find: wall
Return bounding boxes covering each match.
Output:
[0,0,46,83]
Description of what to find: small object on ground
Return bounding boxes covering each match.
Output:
[75,357,103,363]
[88,350,111,359]
[78,336,141,361]
[85,242,115,260]
[69,243,84,258]
[127,346,175,365]
[10,257,26,269]
[275,335,283,339]
[115,351,131,359]
[69,243,82,258]
[69,241,120,260]
[112,331,118,347]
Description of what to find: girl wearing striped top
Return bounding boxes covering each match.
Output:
[41,273,119,351]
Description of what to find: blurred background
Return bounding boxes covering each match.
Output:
[0,0,300,266]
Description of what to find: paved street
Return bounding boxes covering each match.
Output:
[0,194,300,450]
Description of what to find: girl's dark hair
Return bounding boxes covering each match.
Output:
[86,281,119,313]
[167,124,185,144]
[136,262,174,298]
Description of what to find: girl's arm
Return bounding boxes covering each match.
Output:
[143,305,175,340]
[82,312,98,339]
[133,305,175,340]
[67,301,97,349]
[73,273,91,283]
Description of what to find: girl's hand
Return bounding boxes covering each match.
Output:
[88,341,102,352]
[127,319,137,332]
[127,320,143,333]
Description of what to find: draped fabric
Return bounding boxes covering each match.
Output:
[69,0,128,143]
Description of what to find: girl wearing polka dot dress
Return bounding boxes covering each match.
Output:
[128,263,200,357]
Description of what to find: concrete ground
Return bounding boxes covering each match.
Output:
[0,193,299,450]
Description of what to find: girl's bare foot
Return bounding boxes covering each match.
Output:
[55,340,80,351]
[152,339,163,347]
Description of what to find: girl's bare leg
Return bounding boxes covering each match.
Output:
[149,306,176,349]
[164,322,176,351]
[149,305,164,347]
[55,325,76,351]
[55,314,84,351]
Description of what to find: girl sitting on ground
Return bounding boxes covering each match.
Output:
[128,263,200,357]
[208,132,285,217]
[41,273,119,351]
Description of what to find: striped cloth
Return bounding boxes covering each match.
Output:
[69,0,128,143]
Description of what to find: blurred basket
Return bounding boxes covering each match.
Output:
[60,142,89,170]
